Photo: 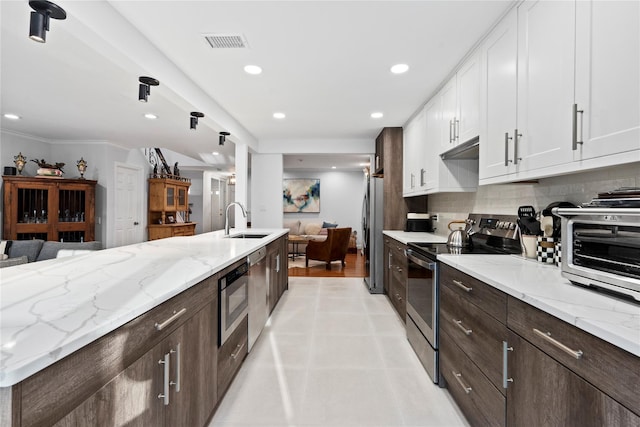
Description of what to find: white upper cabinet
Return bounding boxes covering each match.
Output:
[479,7,518,180]
[481,0,639,185]
[574,0,640,161]
[403,111,420,196]
[439,52,482,155]
[516,0,576,172]
[456,51,482,145]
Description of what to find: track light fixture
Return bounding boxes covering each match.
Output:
[138,76,159,102]
[29,0,66,43]
[219,131,230,145]
[190,112,204,130]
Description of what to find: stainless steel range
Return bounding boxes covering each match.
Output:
[405,213,521,384]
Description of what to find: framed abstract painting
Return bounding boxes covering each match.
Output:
[283,178,320,213]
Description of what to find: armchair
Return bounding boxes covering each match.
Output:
[305,227,352,270]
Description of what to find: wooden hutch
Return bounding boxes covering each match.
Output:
[2,176,97,242]
[147,176,196,240]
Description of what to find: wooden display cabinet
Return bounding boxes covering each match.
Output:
[148,177,195,240]
[2,176,96,242]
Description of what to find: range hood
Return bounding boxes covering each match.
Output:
[440,136,479,160]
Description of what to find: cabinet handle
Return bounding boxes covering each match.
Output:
[452,279,472,293]
[453,319,472,335]
[410,173,415,189]
[170,343,181,392]
[395,293,403,301]
[155,308,187,331]
[452,371,472,394]
[375,155,380,170]
[572,104,585,150]
[388,252,392,269]
[231,342,245,360]
[449,120,454,143]
[454,119,460,141]
[533,328,583,359]
[158,353,170,405]
[502,341,513,389]
[276,254,280,273]
[504,132,513,166]
[513,129,522,165]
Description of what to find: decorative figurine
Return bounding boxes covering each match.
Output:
[153,163,158,178]
[76,157,87,179]
[173,162,180,177]
[13,152,26,175]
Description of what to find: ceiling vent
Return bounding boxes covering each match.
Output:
[203,33,248,49]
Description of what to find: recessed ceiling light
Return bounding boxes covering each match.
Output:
[331,166,337,169]
[212,151,220,155]
[273,112,286,119]
[3,113,20,120]
[370,112,383,119]
[244,65,262,75]
[144,113,157,120]
[390,63,409,74]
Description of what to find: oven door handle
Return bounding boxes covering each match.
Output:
[406,249,436,270]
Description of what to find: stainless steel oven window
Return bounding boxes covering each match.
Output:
[220,274,248,345]
[406,249,438,348]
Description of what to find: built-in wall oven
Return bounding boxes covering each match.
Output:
[406,213,522,384]
[219,261,249,346]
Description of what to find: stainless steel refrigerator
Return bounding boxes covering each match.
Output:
[363,176,384,293]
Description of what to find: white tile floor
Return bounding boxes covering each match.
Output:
[209,277,469,427]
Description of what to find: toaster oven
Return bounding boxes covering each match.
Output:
[554,207,640,301]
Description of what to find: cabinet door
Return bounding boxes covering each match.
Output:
[507,331,640,426]
[423,96,441,190]
[480,7,518,180]
[268,244,279,312]
[55,344,165,426]
[165,302,218,427]
[574,1,640,161]
[456,51,481,144]
[164,185,176,210]
[516,0,575,171]
[439,76,458,154]
[403,108,427,195]
[176,186,188,210]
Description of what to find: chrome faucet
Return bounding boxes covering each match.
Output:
[225,202,247,235]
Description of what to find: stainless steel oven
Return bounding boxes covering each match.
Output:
[219,261,249,346]
[405,248,438,383]
[554,207,640,301]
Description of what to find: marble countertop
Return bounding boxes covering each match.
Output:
[438,254,640,357]
[383,230,448,245]
[0,229,287,387]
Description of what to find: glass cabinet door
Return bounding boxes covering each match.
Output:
[165,186,176,209]
[177,187,187,210]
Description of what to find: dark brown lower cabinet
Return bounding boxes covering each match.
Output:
[383,237,407,321]
[217,316,248,398]
[507,331,640,427]
[55,301,218,427]
[268,235,288,313]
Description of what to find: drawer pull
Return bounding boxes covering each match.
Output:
[533,328,583,360]
[155,308,187,331]
[452,371,472,394]
[395,293,403,302]
[231,342,245,360]
[452,279,472,292]
[453,319,472,336]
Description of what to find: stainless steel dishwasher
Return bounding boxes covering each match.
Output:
[247,247,268,351]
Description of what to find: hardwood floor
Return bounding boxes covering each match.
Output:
[288,251,366,278]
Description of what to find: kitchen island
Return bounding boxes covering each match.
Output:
[0,229,287,426]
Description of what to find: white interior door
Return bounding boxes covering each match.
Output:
[210,178,225,231]
[114,163,143,246]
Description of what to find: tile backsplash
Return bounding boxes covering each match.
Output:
[428,162,639,236]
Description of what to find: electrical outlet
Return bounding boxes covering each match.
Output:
[430,214,439,221]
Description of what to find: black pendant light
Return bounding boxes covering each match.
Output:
[29,0,66,43]
[190,112,204,130]
[138,76,160,102]
[219,131,230,145]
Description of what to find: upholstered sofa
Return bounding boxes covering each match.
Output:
[284,219,356,255]
[0,240,102,268]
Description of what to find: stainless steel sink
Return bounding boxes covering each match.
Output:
[227,233,269,239]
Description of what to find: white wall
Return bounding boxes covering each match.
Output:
[251,154,283,228]
[283,170,365,247]
[426,162,640,236]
